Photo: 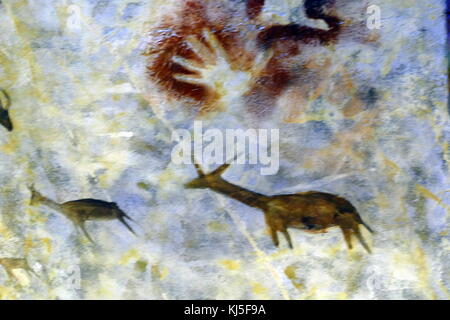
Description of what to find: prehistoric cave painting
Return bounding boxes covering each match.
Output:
[185,159,373,252]
[166,29,266,114]
[146,0,371,118]
[29,186,136,244]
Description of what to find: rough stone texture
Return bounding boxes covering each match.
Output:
[0,0,448,299]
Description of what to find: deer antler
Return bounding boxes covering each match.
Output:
[209,152,243,176]
[191,152,205,177]
[190,151,242,177]
[209,162,232,177]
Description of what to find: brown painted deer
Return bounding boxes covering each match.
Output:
[0,258,39,282]
[185,161,374,253]
[29,185,136,243]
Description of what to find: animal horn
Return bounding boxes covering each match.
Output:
[28,184,39,204]
[191,152,205,177]
[210,162,232,177]
[210,152,242,176]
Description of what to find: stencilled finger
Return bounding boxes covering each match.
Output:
[171,55,203,72]
[184,35,216,65]
[252,49,274,75]
[173,74,207,86]
[202,29,228,63]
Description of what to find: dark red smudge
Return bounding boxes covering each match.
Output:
[246,0,265,20]
[257,0,342,50]
[257,23,340,49]
[249,0,342,117]
[304,0,336,19]
[245,43,298,117]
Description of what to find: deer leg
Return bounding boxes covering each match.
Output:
[270,227,279,247]
[122,212,136,223]
[336,213,357,251]
[118,216,136,235]
[27,269,40,279]
[341,228,353,250]
[282,229,293,249]
[25,265,40,279]
[79,222,95,244]
[353,225,372,254]
[5,268,15,281]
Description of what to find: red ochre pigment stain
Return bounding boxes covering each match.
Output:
[146,0,344,116]
[246,0,265,20]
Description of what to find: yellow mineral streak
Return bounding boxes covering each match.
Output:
[219,259,241,271]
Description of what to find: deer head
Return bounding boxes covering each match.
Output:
[29,184,46,206]
[184,160,231,189]
[184,154,270,210]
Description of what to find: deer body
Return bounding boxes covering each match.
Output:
[204,178,270,209]
[185,162,373,252]
[29,187,135,243]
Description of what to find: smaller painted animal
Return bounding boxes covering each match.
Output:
[0,88,13,131]
[29,185,136,243]
[185,160,374,252]
[0,258,39,282]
